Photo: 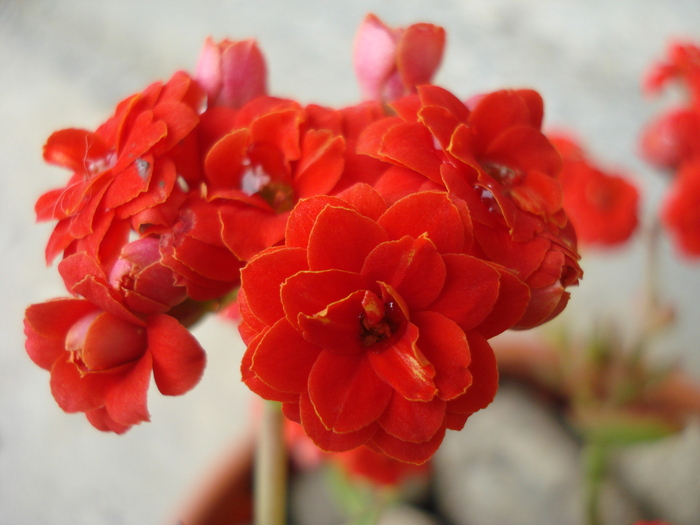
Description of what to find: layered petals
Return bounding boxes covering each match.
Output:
[24,298,205,433]
[239,186,524,462]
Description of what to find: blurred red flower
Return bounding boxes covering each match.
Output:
[662,159,700,257]
[239,184,530,464]
[551,134,639,247]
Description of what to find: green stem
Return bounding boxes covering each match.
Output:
[582,440,607,525]
[255,401,287,525]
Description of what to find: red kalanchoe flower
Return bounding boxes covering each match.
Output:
[195,37,267,110]
[353,14,445,103]
[37,71,205,264]
[640,107,700,171]
[24,298,206,433]
[551,134,640,247]
[239,184,530,464]
[357,85,581,328]
[661,159,700,257]
[203,96,346,261]
[644,41,700,105]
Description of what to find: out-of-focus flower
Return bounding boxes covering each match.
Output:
[353,14,445,103]
[357,85,581,328]
[662,159,700,257]
[640,107,700,171]
[24,298,205,433]
[37,71,205,264]
[195,37,267,110]
[551,134,640,247]
[239,184,531,464]
[644,41,700,105]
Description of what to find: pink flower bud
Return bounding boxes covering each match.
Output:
[353,14,445,103]
[195,37,267,109]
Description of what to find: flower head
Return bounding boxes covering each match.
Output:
[239,184,530,463]
[357,85,582,328]
[24,298,205,433]
[551,134,640,247]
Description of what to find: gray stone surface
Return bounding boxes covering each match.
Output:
[433,383,642,525]
[614,420,700,525]
[2,0,700,524]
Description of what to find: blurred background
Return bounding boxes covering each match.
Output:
[1,0,699,523]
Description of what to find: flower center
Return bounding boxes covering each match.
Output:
[482,161,524,186]
[241,165,295,212]
[359,291,403,348]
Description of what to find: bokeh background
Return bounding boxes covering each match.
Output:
[2,0,699,523]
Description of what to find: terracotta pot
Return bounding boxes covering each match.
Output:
[168,439,255,525]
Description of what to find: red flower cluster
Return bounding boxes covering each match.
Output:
[642,41,700,257]
[26,14,581,454]
[550,134,639,247]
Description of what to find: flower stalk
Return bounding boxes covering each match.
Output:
[255,401,287,525]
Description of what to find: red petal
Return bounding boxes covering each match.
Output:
[204,129,249,190]
[370,425,445,464]
[367,322,437,402]
[281,269,368,330]
[378,191,464,253]
[147,314,206,395]
[307,205,388,272]
[295,130,345,199]
[334,183,387,221]
[300,392,378,452]
[241,329,298,403]
[378,393,446,443]
[413,310,472,401]
[361,235,446,311]
[308,351,392,432]
[396,23,445,90]
[85,407,132,434]
[219,204,288,261]
[474,265,530,338]
[251,318,321,394]
[298,290,366,355]
[241,247,308,327]
[49,355,122,413]
[428,254,500,330]
[446,330,498,416]
[379,122,442,182]
[24,299,98,369]
[285,195,349,249]
[43,128,111,172]
[104,351,153,426]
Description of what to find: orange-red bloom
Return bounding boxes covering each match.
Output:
[239,184,530,464]
[37,71,204,264]
[357,85,581,328]
[551,134,640,247]
[24,298,205,433]
[203,96,348,261]
[662,159,700,257]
